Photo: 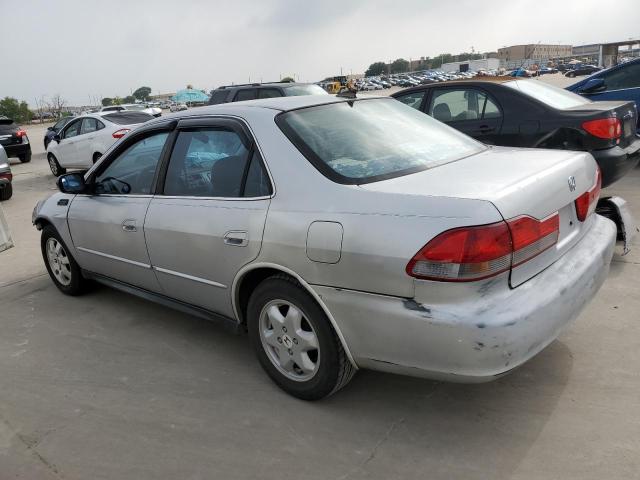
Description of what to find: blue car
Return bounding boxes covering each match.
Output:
[566,58,640,132]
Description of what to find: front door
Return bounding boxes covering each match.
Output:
[56,119,82,167]
[67,130,170,292]
[144,120,272,318]
[426,87,503,144]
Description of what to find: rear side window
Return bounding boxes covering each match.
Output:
[163,129,251,198]
[258,88,283,99]
[277,98,484,184]
[394,91,425,110]
[80,118,98,134]
[429,89,501,121]
[209,90,230,104]
[102,112,153,125]
[234,89,258,101]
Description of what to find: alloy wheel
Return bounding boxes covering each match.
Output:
[48,156,59,176]
[46,237,72,286]
[258,299,320,382]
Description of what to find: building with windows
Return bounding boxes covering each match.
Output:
[498,44,572,66]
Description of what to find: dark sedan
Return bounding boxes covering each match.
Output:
[0,116,31,163]
[565,65,602,78]
[391,78,640,187]
[44,116,74,149]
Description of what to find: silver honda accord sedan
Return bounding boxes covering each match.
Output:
[33,95,616,399]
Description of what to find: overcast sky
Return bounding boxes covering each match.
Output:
[0,0,638,106]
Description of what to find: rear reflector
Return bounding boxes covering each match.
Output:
[407,213,560,282]
[575,167,602,222]
[582,117,622,140]
[112,128,131,139]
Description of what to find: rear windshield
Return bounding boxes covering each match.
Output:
[209,90,229,104]
[283,85,328,97]
[123,104,148,111]
[103,112,153,125]
[277,98,485,184]
[504,80,592,109]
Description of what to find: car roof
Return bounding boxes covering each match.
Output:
[391,77,517,95]
[213,82,313,91]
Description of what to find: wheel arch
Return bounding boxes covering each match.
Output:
[232,262,358,368]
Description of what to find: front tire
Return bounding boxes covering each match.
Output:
[41,226,87,295]
[247,275,355,400]
[48,153,66,177]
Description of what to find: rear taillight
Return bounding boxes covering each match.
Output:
[575,167,602,222]
[15,129,27,137]
[0,172,12,182]
[407,213,560,282]
[582,117,622,140]
[112,128,131,139]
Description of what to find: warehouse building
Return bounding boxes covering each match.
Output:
[440,58,500,73]
[498,44,572,68]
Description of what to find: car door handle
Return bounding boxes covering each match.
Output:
[224,231,248,247]
[476,125,495,133]
[122,219,137,232]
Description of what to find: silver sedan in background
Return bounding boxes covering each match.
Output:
[33,96,616,399]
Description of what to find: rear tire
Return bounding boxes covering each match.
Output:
[19,152,31,163]
[48,153,66,177]
[41,225,87,296]
[0,184,12,201]
[247,275,355,400]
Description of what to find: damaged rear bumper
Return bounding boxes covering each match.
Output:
[312,214,616,382]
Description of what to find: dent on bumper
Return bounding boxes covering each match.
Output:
[313,215,616,382]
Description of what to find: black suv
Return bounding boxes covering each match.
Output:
[0,116,32,163]
[208,81,327,105]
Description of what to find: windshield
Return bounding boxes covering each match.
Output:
[504,79,592,109]
[277,98,485,184]
[283,85,328,97]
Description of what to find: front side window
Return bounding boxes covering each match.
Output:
[278,98,485,184]
[63,120,81,138]
[604,62,640,90]
[395,91,425,110]
[163,129,254,198]
[94,132,169,195]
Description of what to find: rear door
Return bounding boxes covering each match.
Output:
[144,117,272,318]
[425,87,503,144]
[67,128,172,292]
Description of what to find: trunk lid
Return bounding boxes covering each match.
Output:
[359,146,598,287]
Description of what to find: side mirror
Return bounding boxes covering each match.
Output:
[53,134,61,143]
[57,173,86,194]
[47,126,54,131]
[581,78,606,94]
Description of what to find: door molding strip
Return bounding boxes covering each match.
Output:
[77,247,152,269]
[153,266,227,289]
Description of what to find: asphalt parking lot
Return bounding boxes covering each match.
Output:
[1,91,640,478]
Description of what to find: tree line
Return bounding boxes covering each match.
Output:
[101,86,152,107]
[365,52,497,76]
